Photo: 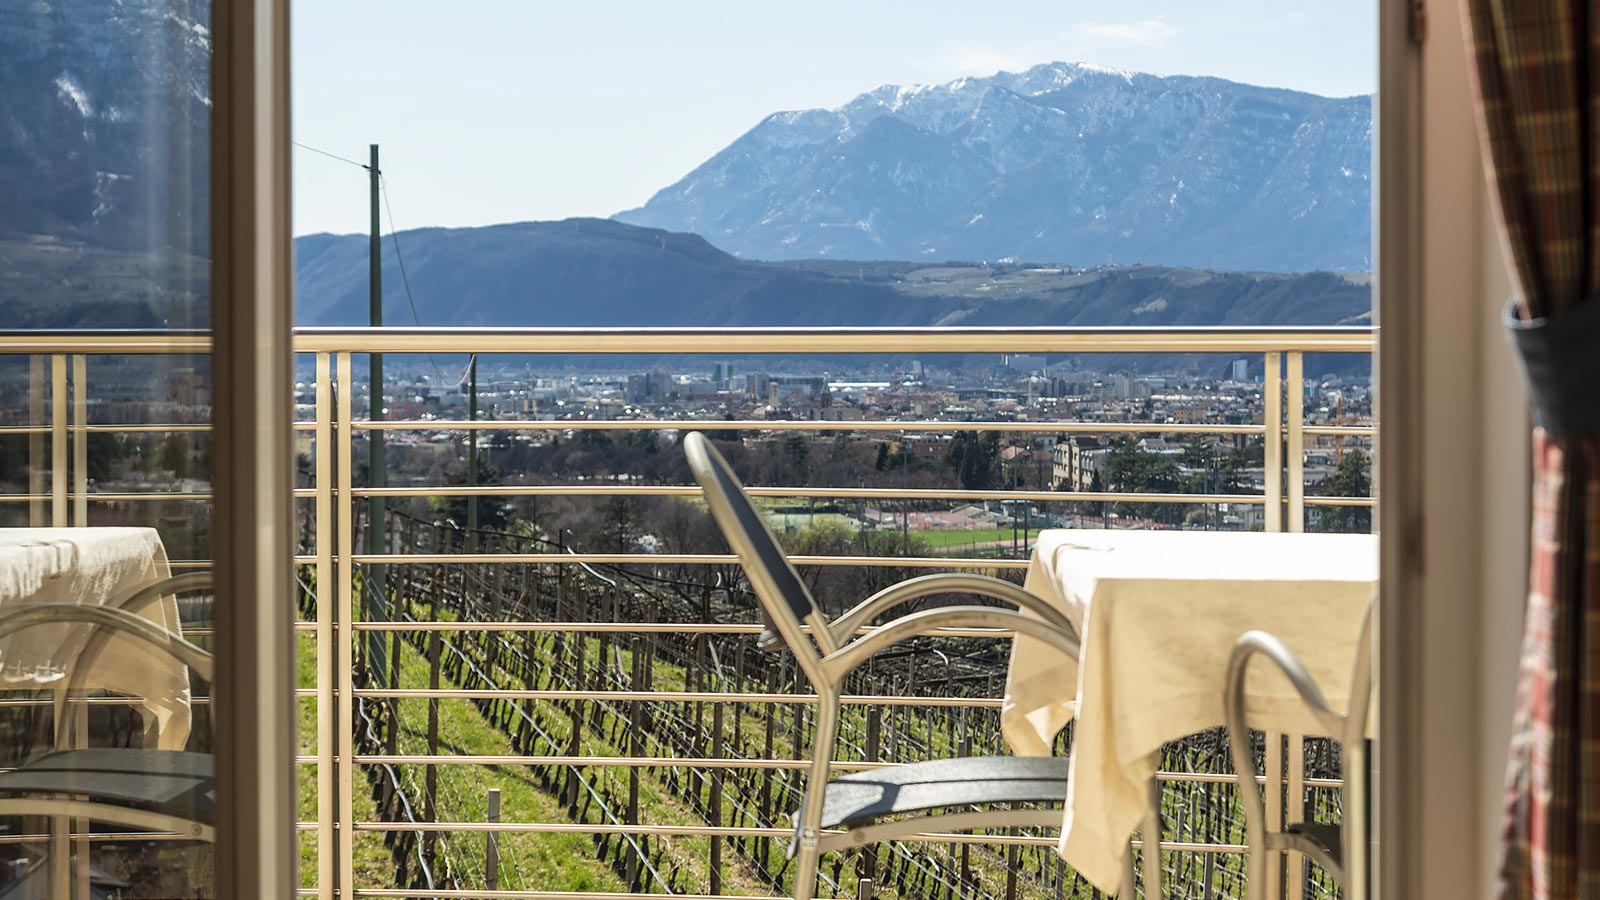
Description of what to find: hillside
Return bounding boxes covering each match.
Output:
[293,218,1370,330]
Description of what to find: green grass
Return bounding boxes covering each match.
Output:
[382,631,632,895]
[917,528,1043,548]
[296,631,394,890]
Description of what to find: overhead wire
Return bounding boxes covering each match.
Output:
[294,141,479,390]
[378,172,452,385]
[292,140,368,170]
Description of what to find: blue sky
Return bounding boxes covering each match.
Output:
[292,1,1376,237]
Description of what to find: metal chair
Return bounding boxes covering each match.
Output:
[684,432,1084,900]
[0,600,215,900]
[1225,597,1374,900]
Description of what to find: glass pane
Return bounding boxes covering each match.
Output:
[0,1,215,896]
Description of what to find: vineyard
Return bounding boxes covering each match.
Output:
[297,508,1346,900]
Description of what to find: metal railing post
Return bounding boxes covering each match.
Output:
[1262,352,1283,533]
[314,353,336,900]
[28,356,46,527]
[71,355,87,527]
[1140,776,1164,898]
[1287,733,1306,900]
[335,353,357,898]
[1265,733,1285,900]
[51,355,67,527]
[1285,353,1305,533]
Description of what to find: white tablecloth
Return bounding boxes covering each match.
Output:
[1002,529,1377,892]
[0,527,191,750]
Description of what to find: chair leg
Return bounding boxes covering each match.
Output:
[792,839,819,900]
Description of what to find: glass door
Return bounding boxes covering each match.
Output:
[0,1,294,896]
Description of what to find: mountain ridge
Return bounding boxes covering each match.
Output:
[615,61,1372,272]
[291,217,1371,334]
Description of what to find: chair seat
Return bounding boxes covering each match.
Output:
[1287,820,1343,869]
[821,756,1069,830]
[0,749,213,825]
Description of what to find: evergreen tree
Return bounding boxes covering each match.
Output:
[1316,449,1372,533]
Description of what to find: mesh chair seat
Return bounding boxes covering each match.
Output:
[822,755,1069,830]
[0,749,214,825]
[1286,821,1343,870]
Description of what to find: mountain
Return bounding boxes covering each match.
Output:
[615,62,1372,273]
[0,0,213,329]
[0,0,212,255]
[294,218,1370,335]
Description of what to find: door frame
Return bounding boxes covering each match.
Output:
[210,0,297,895]
[1375,0,1529,897]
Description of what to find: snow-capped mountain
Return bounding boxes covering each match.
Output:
[0,0,213,253]
[615,62,1372,272]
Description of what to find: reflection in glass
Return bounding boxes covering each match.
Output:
[0,1,215,896]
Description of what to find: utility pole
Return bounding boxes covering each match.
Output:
[368,144,388,637]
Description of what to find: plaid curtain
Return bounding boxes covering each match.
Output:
[1460,2,1600,899]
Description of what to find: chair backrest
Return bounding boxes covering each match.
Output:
[1344,593,1376,745]
[683,433,831,674]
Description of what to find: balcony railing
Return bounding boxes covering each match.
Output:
[0,326,1375,900]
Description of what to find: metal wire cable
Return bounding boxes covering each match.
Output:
[293,140,368,169]
[378,172,451,385]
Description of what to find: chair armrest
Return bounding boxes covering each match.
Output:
[111,572,213,614]
[829,573,1077,648]
[819,605,1079,682]
[1224,631,1342,740]
[0,603,215,684]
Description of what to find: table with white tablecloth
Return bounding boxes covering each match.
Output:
[0,527,192,750]
[1002,529,1377,892]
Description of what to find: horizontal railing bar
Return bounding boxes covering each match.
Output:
[0,831,193,844]
[347,883,784,890]
[0,331,211,354]
[0,486,1366,506]
[0,423,214,435]
[344,821,1055,846]
[1155,771,1343,788]
[1304,496,1374,507]
[334,758,1335,791]
[1,484,1365,504]
[328,552,1030,569]
[347,891,780,900]
[81,423,212,433]
[343,689,1006,707]
[291,324,1374,354]
[343,754,891,770]
[0,492,212,503]
[353,418,1272,435]
[335,824,1244,854]
[12,417,1370,438]
[1301,425,1373,436]
[349,621,1010,637]
[83,492,211,502]
[0,696,210,708]
[292,621,1015,640]
[295,418,1375,437]
[348,484,1269,504]
[288,762,1331,788]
